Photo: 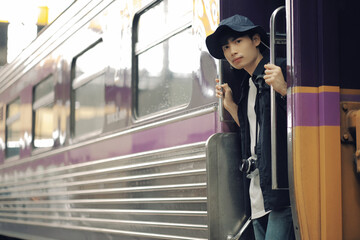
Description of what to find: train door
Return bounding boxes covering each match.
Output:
[207,0,287,239]
[218,0,360,239]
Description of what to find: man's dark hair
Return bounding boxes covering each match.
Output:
[219,29,267,53]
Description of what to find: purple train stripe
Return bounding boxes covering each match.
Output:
[0,108,218,173]
[291,86,340,127]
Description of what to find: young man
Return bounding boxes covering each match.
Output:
[206,15,295,240]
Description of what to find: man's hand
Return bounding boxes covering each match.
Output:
[264,63,287,96]
[215,79,235,110]
[215,79,239,126]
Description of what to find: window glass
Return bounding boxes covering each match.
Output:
[34,104,55,148]
[73,73,105,138]
[137,29,193,117]
[75,41,106,79]
[33,75,55,149]
[72,41,106,139]
[34,76,54,101]
[136,0,193,118]
[137,0,192,47]
[6,99,21,158]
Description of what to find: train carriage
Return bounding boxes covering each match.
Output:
[0,0,359,239]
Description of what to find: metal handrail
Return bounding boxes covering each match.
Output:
[218,60,224,121]
[270,6,285,190]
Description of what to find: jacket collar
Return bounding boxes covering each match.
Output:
[238,51,270,102]
[252,51,270,79]
[251,52,270,91]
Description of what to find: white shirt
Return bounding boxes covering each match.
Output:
[247,77,269,219]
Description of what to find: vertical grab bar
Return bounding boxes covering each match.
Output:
[270,6,285,190]
[218,60,224,121]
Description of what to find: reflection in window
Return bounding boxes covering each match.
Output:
[72,41,106,139]
[73,73,105,138]
[75,41,107,79]
[137,0,192,48]
[136,0,193,118]
[137,29,193,117]
[6,99,21,158]
[33,75,55,148]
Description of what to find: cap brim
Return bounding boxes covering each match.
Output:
[206,25,233,59]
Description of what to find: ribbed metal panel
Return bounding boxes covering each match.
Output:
[0,142,208,240]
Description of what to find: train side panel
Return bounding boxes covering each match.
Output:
[0,0,247,239]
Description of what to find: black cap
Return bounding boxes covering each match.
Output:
[206,15,268,59]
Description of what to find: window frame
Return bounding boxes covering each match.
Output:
[5,98,21,159]
[32,74,56,152]
[70,38,108,142]
[132,0,193,121]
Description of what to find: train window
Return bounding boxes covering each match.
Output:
[71,40,107,139]
[33,75,55,149]
[5,98,21,158]
[134,0,193,118]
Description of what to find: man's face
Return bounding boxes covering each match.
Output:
[222,34,261,72]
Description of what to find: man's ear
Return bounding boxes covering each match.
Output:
[252,33,261,47]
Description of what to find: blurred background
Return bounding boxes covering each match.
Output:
[0,0,74,66]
